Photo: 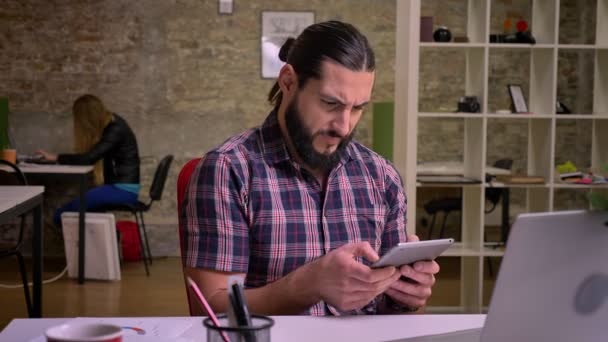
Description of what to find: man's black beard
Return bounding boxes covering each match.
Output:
[284,98,354,172]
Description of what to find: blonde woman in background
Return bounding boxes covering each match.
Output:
[37,94,140,225]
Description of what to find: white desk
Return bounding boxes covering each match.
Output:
[0,315,486,342]
[0,186,44,318]
[16,164,95,175]
[0,186,43,213]
[17,164,94,285]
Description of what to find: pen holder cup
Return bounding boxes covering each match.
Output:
[203,314,274,342]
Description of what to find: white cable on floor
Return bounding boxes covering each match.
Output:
[0,265,68,288]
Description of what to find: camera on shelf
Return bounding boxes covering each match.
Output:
[457,96,481,113]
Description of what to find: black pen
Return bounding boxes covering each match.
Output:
[230,282,256,342]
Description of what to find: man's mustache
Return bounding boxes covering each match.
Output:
[317,130,344,139]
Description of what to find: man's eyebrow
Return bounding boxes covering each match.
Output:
[320,94,345,105]
[353,101,370,108]
[320,94,370,108]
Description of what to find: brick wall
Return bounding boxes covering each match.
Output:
[0,0,396,255]
[0,0,594,255]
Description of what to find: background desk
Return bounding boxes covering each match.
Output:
[0,186,44,318]
[18,164,94,285]
[0,315,486,342]
[417,162,511,177]
[417,162,512,243]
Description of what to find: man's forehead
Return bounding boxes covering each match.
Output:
[316,60,375,103]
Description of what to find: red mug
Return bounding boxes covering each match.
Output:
[45,323,123,342]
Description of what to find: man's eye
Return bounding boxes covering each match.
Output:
[322,100,337,106]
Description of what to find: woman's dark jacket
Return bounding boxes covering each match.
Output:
[57,114,140,184]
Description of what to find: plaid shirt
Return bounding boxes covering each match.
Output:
[182,111,407,316]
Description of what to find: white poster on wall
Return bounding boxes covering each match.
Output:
[261,11,314,79]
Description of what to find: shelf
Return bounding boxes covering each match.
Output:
[485,182,550,189]
[555,114,608,119]
[420,42,486,48]
[416,182,483,188]
[396,0,607,314]
[418,181,555,189]
[443,244,483,257]
[485,182,608,190]
[489,43,553,49]
[557,44,598,50]
[439,244,506,257]
[419,112,482,118]
[486,113,553,119]
[552,183,608,189]
[482,246,505,257]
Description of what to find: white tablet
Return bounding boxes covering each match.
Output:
[370,238,454,268]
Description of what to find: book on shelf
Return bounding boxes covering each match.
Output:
[495,174,545,184]
[559,171,584,180]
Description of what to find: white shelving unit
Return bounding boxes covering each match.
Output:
[394,0,608,313]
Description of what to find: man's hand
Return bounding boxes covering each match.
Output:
[384,234,440,310]
[185,241,400,316]
[311,241,401,311]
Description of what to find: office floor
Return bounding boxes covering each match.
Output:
[0,255,500,331]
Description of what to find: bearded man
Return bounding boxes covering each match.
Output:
[181,20,439,316]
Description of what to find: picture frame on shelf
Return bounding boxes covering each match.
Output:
[260,11,314,79]
[507,84,528,113]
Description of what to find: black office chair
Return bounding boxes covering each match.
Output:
[424,158,514,241]
[0,160,33,317]
[96,154,174,276]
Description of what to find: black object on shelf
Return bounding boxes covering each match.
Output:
[556,101,572,114]
[489,31,535,44]
[489,34,505,43]
[516,31,536,44]
[433,26,452,42]
[457,96,481,113]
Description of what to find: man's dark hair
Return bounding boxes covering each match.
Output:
[267,20,376,109]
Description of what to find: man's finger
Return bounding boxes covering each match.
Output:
[407,234,420,242]
[400,262,438,286]
[345,271,399,292]
[389,277,432,299]
[411,260,440,274]
[350,262,397,283]
[343,241,380,262]
[400,267,436,286]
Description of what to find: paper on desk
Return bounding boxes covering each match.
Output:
[28,317,193,342]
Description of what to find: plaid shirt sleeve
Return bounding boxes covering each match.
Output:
[182,151,250,272]
[380,163,408,254]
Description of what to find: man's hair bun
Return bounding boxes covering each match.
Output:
[278,37,295,62]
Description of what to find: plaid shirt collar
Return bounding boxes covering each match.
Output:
[260,110,354,167]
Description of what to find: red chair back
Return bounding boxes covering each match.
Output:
[176,157,202,316]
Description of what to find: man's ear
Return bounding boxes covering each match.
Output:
[278,64,298,96]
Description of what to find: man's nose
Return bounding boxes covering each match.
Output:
[331,109,351,137]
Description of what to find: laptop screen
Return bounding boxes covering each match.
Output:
[481,210,608,341]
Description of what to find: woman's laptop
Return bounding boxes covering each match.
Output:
[17,154,57,164]
[396,210,608,342]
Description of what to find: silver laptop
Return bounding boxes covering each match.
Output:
[395,210,608,342]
